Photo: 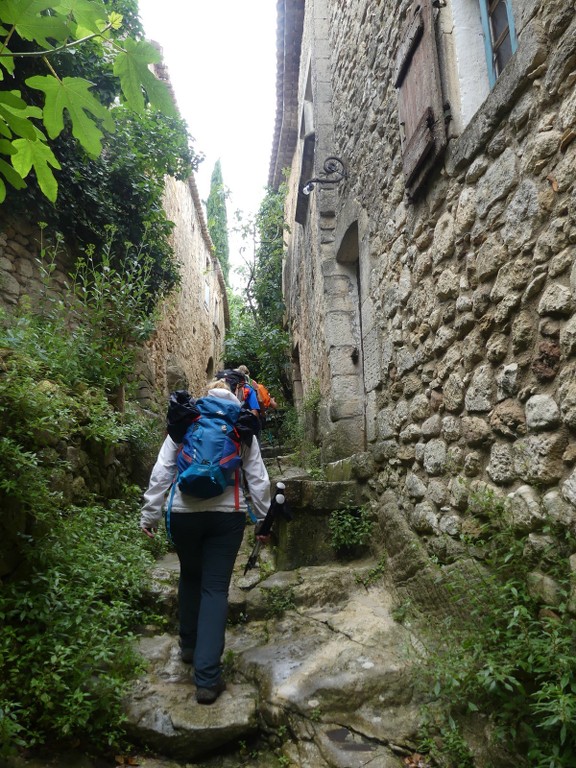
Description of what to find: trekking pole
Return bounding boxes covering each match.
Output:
[243,482,291,575]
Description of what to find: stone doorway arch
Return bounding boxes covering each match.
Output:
[322,218,367,460]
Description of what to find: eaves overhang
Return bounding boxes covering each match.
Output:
[268,0,306,191]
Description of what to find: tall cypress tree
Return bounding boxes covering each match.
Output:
[206,160,230,283]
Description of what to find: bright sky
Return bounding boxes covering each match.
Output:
[137,1,278,281]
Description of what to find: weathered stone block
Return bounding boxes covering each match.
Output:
[423,439,447,476]
[525,394,561,431]
[487,444,516,485]
[465,365,494,413]
[514,431,568,486]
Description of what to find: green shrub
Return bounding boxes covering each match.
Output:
[418,713,475,768]
[0,307,148,521]
[417,521,576,767]
[278,404,323,476]
[355,554,387,588]
[0,500,155,753]
[0,247,165,753]
[329,504,373,555]
[302,380,321,415]
[266,586,296,618]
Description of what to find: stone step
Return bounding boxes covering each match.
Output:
[259,443,284,459]
[129,555,423,765]
[124,634,260,761]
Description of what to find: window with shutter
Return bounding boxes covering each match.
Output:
[395,0,447,199]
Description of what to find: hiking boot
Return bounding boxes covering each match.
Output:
[178,638,195,664]
[195,679,226,705]
[180,647,194,664]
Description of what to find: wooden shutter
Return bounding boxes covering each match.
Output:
[395,0,447,198]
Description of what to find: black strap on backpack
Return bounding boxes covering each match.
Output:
[236,403,261,444]
[166,390,260,446]
[166,390,200,443]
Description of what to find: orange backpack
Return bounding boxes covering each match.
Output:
[256,382,271,409]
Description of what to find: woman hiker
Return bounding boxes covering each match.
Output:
[140,370,271,704]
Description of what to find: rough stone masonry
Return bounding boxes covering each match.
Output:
[273,0,576,591]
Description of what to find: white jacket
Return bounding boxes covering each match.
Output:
[140,388,271,530]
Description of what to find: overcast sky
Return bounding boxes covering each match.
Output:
[137,1,278,279]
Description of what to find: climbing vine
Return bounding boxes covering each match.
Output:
[1,0,201,298]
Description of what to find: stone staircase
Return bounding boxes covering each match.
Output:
[123,466,427,768]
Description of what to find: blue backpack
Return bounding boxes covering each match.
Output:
[175,396,243,499]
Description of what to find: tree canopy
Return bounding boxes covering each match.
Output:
[225,185,290,400]
[1,0,201,299]
[206,159,230,283]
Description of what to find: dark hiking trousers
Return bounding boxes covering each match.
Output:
[169,511,245,688]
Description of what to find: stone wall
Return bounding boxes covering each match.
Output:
[274,0,576,558]
[0,218,73,308]
[0,172,227,405]
[142,174,228,401]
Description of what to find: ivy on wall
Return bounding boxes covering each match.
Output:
[1,0,202,298]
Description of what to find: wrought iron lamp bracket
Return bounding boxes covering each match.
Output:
[301,156,347,195]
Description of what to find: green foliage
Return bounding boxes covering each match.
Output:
[206,159,230,283]
[265,586,296,618]
[355,554,387,588]
[0,301,150,518]
[277,404,302,447]
[0,499,155,752]
[418,713,475,768]
[226,185,290,401]
[0,258,164,752]
[5,227,160,395]
[225,299,290,400]
[67,228,160,390]
[417,516,576,767]
[9,103,196,298]
[222,649,237,679]
[273,381,323,473]
[391,599,415,624]
[251,185,286,328]
[328,504,373,555]
[276,404,322,474]
[302,380,321,415]
[2,2,197,298]
[0,0,175,202]
[257,556,275,581]
[0,236,164,552]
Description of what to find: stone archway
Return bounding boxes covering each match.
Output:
[322,219,367,461]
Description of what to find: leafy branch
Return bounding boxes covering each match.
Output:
[0,0,175,202]
[0,20,116,58]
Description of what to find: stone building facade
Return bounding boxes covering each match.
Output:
[271,0,576,553]
[0,169,227,403]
